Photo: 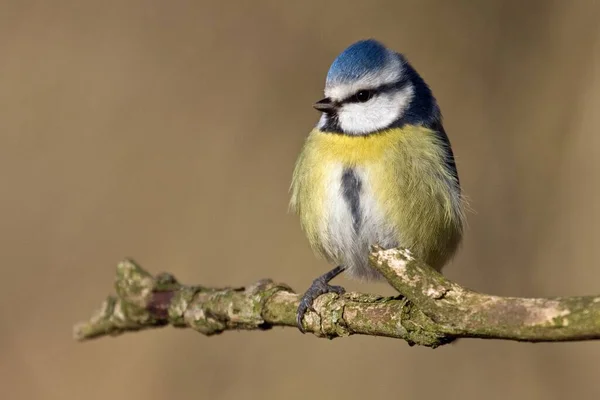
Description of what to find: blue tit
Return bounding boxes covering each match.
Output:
[290,39,466,332]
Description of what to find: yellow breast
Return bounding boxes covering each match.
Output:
[304,128,401,164]
[290,125,464,272]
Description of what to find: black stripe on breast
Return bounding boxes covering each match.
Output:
[341,168,362,233]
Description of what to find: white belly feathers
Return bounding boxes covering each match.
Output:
[318,162,398,280]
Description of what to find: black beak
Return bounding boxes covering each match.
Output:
[313,97,336,113]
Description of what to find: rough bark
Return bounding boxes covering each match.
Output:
[73,247,600,347]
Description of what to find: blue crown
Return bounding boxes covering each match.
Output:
[326,39,391,85]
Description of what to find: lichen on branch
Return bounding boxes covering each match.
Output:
[73,248,600,347]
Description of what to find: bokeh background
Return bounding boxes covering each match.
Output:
[2,1,600,399]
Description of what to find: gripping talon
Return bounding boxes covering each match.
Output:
[296,265,346,333]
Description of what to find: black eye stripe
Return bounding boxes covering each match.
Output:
[341,77,410,105]
[349,90,374,103]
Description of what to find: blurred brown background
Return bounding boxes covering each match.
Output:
[2,0,600,399]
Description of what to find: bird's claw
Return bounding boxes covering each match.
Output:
[296,279,346,333]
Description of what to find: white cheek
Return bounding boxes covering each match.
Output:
[338,86,414,134]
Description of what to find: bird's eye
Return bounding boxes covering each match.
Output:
[353,90,373,103]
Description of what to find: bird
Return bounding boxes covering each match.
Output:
[289,39,466,333]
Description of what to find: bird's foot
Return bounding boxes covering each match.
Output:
[296,276,346,333]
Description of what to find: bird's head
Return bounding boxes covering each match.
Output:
[315,39,439,135]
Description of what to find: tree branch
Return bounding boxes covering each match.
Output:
[73,247,600,347]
